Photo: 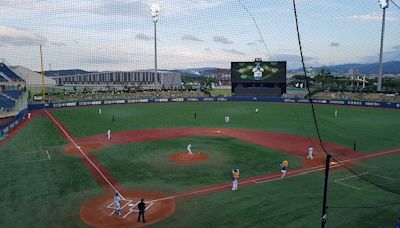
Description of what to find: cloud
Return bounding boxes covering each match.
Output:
[329,42,340,47]
[182,35,203,42]
[393,45,400,50]
[136,33,153,41]
[222,49,246,55]
[347,13,396,22]
[247,42,256,46]
[213,36,234,45]
[0,26,47,47]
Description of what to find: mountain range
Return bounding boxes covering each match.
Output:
[43,61,400,77]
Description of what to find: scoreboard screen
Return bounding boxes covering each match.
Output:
[231,61,286,83]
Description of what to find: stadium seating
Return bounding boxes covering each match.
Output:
[2,90,22,99]
[0,74,8,82]
[0,63,24,82]
[0,94,16,110]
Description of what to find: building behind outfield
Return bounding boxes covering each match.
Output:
[52,70,182,90]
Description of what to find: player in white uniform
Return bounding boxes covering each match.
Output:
[28,113,31,119]
[107,130,111,140]
[307,145,314,160]
[224,116,230,123]
[99,108,102,115]
[231,168,240,190]
[187,144,193,155]
[255,108,259,113]
[114,192,121,216]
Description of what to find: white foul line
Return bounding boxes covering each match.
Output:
[44,110,123,198]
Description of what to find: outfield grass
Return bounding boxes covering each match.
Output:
[52,102,400,152]
[151,154,400,228]
[0,117,103,227]
[93,136,303,193]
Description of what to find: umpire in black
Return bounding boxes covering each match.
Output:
[138,198,146,223]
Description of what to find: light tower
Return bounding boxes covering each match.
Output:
[377,0,389,92]
[150,4,161,90]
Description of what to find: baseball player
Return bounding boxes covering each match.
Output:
[107,130,111,140]
[334,109,338,117]
[307,146,314,160]
[280,160,288,178]
[113,192,121,216]
[255,108,259,113]
[27,112,31,119]
[99,108,102,115]
[231,168,240,190]
[187,144,193,155]
[224,116,230,124]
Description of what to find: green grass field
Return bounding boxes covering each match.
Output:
[52,102,400,152]
[0,117,103,227]
[1,102,399,227]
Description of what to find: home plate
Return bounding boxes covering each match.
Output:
[128,203,134,206]
[217,130,221,133]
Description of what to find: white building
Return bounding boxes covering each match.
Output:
[52,70,181,90]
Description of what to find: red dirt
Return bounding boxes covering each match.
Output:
[80,190,175,228]
[170,151,209,164]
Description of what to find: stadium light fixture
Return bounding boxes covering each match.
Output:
[150,4,161,90]
[378,0,389,9]
[377,0,389,91]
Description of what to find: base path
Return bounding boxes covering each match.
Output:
[66,127,363,162]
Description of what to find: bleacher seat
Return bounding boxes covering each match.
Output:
[0,63,23,82]
[2,90,22,99]
[0,94,15,109]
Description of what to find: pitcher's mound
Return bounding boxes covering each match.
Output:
[80,190,175,228]
[170,152,209,164]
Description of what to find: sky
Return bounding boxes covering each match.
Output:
[0,0,399,71]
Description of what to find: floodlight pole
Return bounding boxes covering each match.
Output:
[154,20,158,90]
[377,0,389,92]
[151,4,160,91]
[321,154,331,228]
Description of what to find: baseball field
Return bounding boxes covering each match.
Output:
[0,102,399,227]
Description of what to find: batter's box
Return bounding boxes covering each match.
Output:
[106,198,154,218]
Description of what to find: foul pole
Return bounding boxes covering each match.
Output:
[40,45,45,102]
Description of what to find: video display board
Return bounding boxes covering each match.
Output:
[231,61,286,83]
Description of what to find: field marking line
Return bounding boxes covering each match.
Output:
[334,181,361,191]
[44,110,123,198]
[46,150,51,160]
[108,199,133,216]
[368,173,395,181]
[10,159,50,164]
[334,172,369,182]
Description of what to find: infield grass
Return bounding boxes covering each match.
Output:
[93,136,303,193]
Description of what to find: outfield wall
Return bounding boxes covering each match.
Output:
[28,97,400,110]
[0,108,28,137]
